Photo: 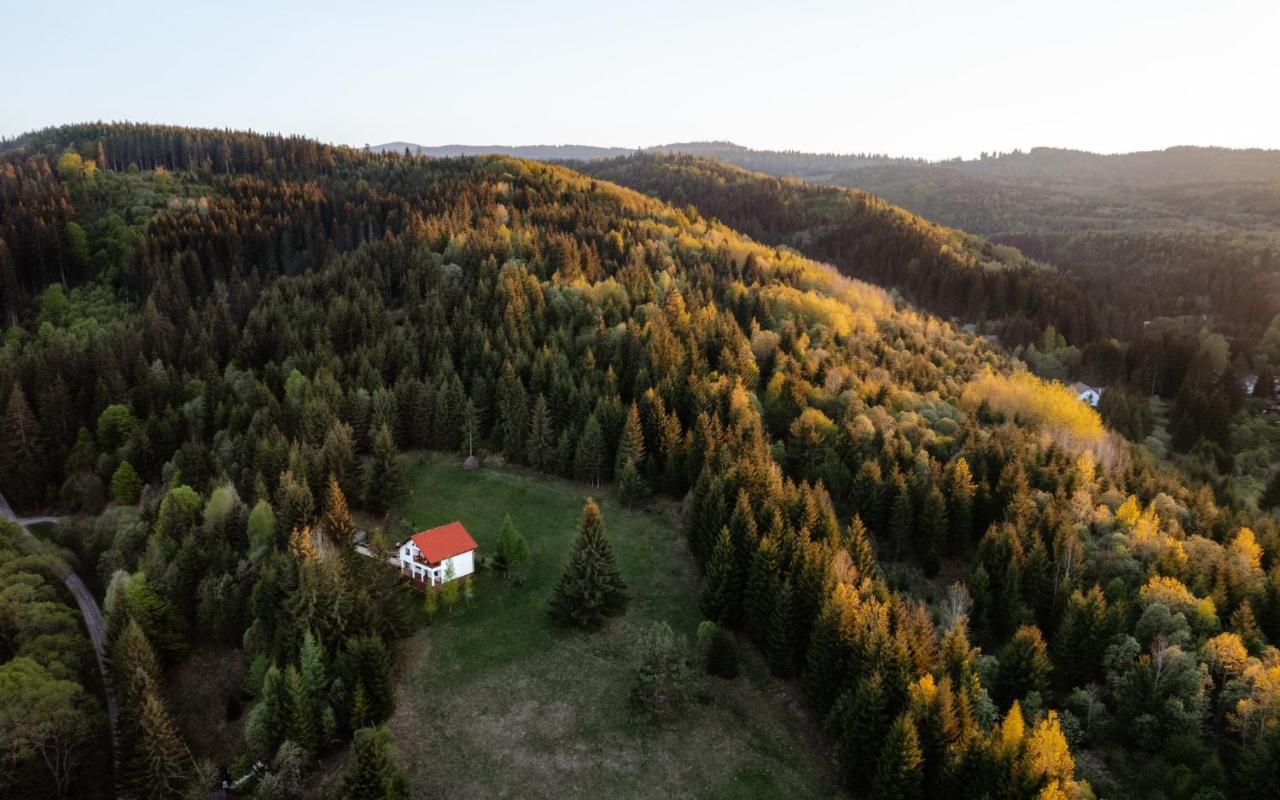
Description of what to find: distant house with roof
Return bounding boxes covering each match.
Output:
[1070,382,1102,407]
[398,521,478,586]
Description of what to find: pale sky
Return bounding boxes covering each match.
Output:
[4,0,1277,159]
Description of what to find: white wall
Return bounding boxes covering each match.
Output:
[398,541,474,584]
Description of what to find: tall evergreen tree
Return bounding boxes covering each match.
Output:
[0,386,45,509]
[700,526,741,624]
[847,514,875,577]
[364,425,404,513]
[744,536,781,646]
[322,473,355,544]
[525,395,555,470]
[339,726,409,800]
[574,413,606,488]
[549,498,627,628]
[945,457,976,550]
[871,713,924,800]
[615,402,646,475]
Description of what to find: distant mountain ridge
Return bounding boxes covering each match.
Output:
[373,139,1280,183]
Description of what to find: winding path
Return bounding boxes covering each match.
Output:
[0,493,119,760]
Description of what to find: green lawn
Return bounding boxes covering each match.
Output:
[385,452,840,800]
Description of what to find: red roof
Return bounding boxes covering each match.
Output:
[409,521,478,565]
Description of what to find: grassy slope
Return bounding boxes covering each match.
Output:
[385,452,839,800]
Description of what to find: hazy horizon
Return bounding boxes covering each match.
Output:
[5,0,1278,160]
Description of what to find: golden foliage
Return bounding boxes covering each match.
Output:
[961,369,1108,458]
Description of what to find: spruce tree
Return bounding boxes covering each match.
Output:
[1262,469,1280,510]
[945,456,976,550]
[526,395,555,470]
[918,486,947,576]
[996,625,1052,708]
[549,498,627,628]
[111,460,143,505]
[494,513,530,581]
[1053,587,1107,691]
[804,584,858,710]
[0,385,45,509]
[285,665,319,757]
[323,473,355,544]
[615,457,648,507]
[615,402,646,475]
[744,536,781,646]
[364,425,404,513]
[339,726,410,800]
[847,514,875,577]
[700,526,741,623]
[131,688,193,799]
[831,673,889,795]
[574,413,605,488]
[766,579,795,677]
[871,713,924,800]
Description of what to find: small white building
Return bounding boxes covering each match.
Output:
[1070,381,1102,407]
[398,521,478,586]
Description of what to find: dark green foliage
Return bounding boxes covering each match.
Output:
[704,627,740,679]
[1263,470,1280,511]
[871,713,924,800]
[996,625,1052,709]
[549,498,627,628]
[615,457,648,507]
[699,526,740,624]
[574,414,606,488]
[339,726,410,800]
[629,622,691,719]
[494,513,531,582]
[110,460,143,505]
[743,537,780,647]
[0,387,45,510]
[336,636,394,731]
[831,674,889,795]
[364,425,404,513]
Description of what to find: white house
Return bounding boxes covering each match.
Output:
[398,521,478,586]
[1070,381,1102,407]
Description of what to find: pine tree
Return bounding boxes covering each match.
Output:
[323,473,355,544]
[285,665,320,757]
[615,457,648,507]
[766,580,795,677]
[1262,469,1280,510]
[889,478,914,559]
[131,688,193,799]
[342,636,394,725]
[497,362,528,461]
[804,584,858,710]
[831,673,889,795]
[526,395,555,470]
[364,425,404,513]
[615,402,646,475]
[494,513,530,581]
[549,498,627,628]
[945,457,976,550]
[0,385,45,509]
[871,713,924,800]
[847,514,875,577]
[339,726,410,800]
[996,625,1052,708]
[744,536,781,646]
[1053,587,1107,691]
[574,413,605,488]
[917,486,947,576]
[700,526,741,623]
[111,460,143,505]
[289,525,317,561]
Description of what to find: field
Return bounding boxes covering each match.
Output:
[384,452,840,800]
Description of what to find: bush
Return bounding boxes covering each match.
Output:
[705,628,740,679]
[629,622,691,719]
